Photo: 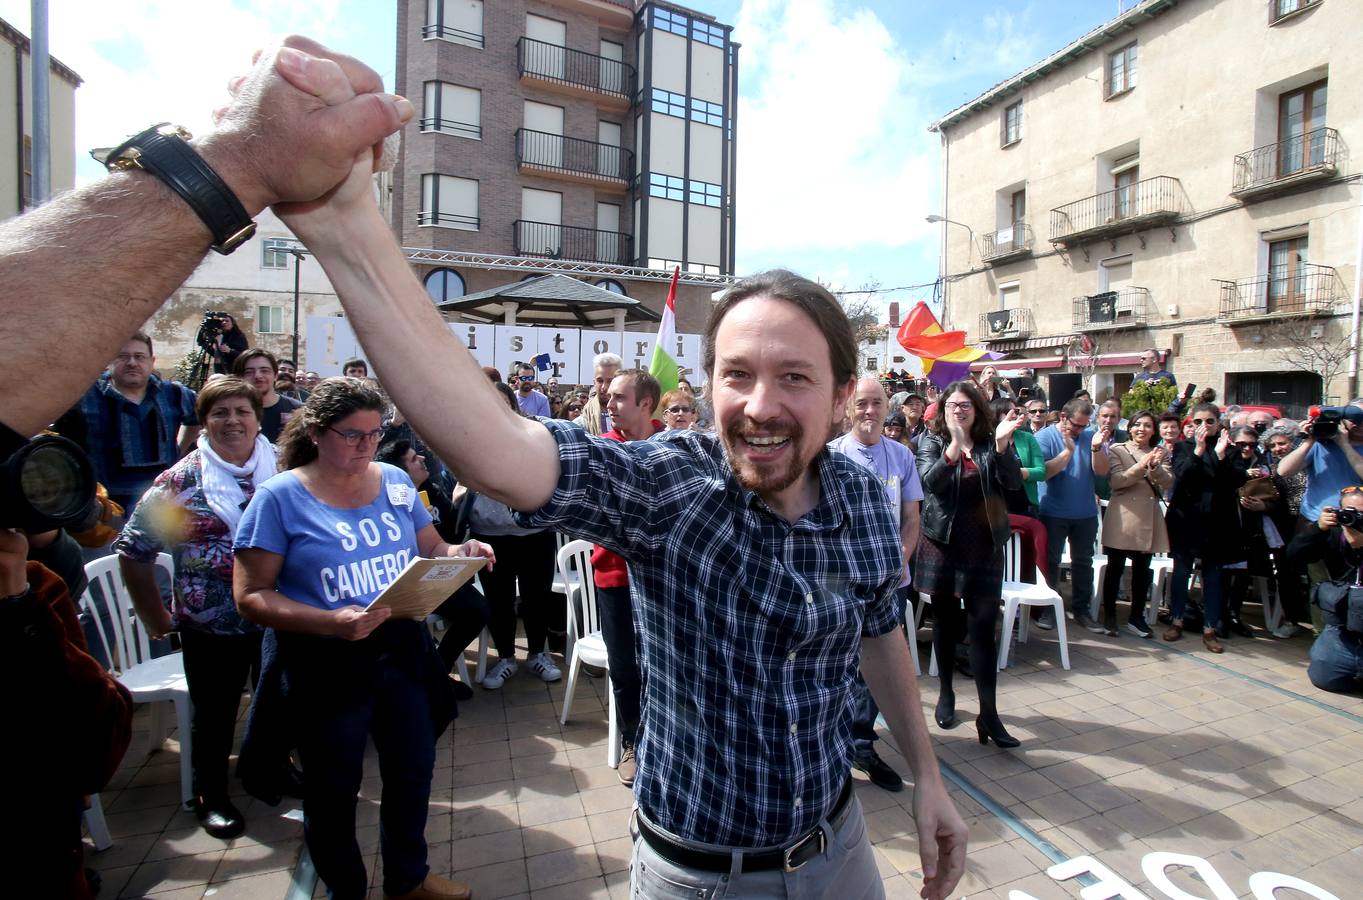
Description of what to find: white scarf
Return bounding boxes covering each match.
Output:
[197,431,278,537]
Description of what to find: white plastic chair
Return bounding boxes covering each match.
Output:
[79,553,194,807]
[84,793,112,851]
[556,539,620,769]
[551,532,584,661]
[1147,554,1175,625]
[998,533,1070,670]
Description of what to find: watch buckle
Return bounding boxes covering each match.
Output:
[212,222,258,255]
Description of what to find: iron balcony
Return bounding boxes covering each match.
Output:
[513,220,633,266]
[981,223,1034,265]
[1216,264,1341,323]
[515,129,633,191]
[516,36,636,109]
[978,307,1035,341]
[1231,127,1340,201]
[1050,176,1187,246]
[1072,287,1152,332]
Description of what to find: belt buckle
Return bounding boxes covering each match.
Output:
[782,828,825,872]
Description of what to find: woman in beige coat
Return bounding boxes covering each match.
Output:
[1099,410,1174,637]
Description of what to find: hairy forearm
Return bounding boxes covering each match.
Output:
[300,206,560,509]
[861,631,945,787]
[0,171,218,434]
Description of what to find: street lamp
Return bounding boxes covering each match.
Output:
[289,247,308,365]
[926,214,976,330]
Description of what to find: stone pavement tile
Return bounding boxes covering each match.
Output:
[452,758,516,789]
[595,836,633,875]
[107,782,185,814]
[209,838,301,883]
[994,870,1077,899]
[1024,792,1099,828]
[85,832,158,871]
[951,840,1042,894]
[970,751,1034,781]
[450,859,528,899]
[992,770,1065,804]
[854,781,904,814]
[105,803,183,840]
[517,794,585,828]
[574,764,626,791]
[1297,848,1363,900]
[604,868,630,900]
[1099,799,1180,839]
[522,817,594,855]
[1234,758,1311,793]
[531,874,611,899]
[451,830,527,868]
[1256,817,1359,867]
[509,735,566,758]
[201,867,296,898]
[1033,761,1104,791]
[1069,781,1138,815]
[90,863,139,899]
[873,835,920,875]
[525,846,602,891]
[586,809,632,844]
[1208,737,1277,769]
[453,723,510,746]
[881,873,930,899]
[143,826,240,863]
[579,784,634,817]
[452,740,512,766]
[451,777,518,810]
[512,751,573,780]
[1078,751,1146,781]
[1318,736,1363,767]
[513,772,580,802]
[1147,813,1249,858]
[1219,797,1297,837]
[864,804,915,844]
[119,849,224,897]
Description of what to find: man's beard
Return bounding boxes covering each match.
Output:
[720,416,811,497]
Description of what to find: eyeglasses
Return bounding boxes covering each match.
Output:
[1026,408,1046,415]
[327,426,384,446]
[667,406,693,414]
[1233,442,1258,449]
[1192,418,1218,425]
[944,401,973,411]
[115,353,150,364]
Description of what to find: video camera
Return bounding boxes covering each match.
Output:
[1309,405,1363,440]
[0,422,98,532]
[195,310,233,352]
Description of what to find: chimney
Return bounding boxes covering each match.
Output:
[888,302,900,329]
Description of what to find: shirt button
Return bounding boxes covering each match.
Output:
[805,592,814,604]
[787,651,796,661]
[789,723,798,734]
[794,797,803,808]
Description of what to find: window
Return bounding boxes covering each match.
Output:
[419,174,479,230]
[999,283,1020,310]
[424,268,466,303]
[1001,101,1022,146]
[598,279,627,295]
[690,98,724,127]
[424,0,483,48]
[1271,0,1320,23]
[421,82,480,139]
[652,7,688,36]
[1010,189,1026,225]
[1109,155,1139,219]
[1267,236,1308,311]
[261,238,296,269]
[257,306,285,334]
[865,357,878,372]
[688,180,722,207]
[22,136,33,208]
[649,173,685,201]
[1106,42,1137,97]
[692,20,725,47]
[1278,79,1327,176]
[651,88,686,118]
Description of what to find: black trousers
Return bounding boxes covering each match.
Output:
[931,592,1001,721]
[595,585,642,746]
[1101,548,1153,625]
[433,581,491,672]
[475,530,556,659]
[178,628,263,801]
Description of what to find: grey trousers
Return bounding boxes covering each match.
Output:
[628,795,884,899]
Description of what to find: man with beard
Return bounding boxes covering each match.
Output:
[289,149,969,898]
[514,362,551,417]
[828,377,922,792]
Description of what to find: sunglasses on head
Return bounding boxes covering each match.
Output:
[1341,486,1363,496]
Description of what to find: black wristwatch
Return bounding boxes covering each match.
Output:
[95,124,257,254]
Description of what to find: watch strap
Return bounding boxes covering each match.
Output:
[104,124,257,254]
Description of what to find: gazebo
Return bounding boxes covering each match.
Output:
[434,274,661,329]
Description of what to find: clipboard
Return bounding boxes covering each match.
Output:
[365,556,486,620]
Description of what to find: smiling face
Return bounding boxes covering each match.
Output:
[203,395,260,463]
[313,410,383,477]
[712,296,851,510]
[942,390,978,433]
[1267,434,1293,459]
[1159,418,1182,445]
[1128,413,1155,448]
[517,367,536,395]
[240,354,279,402]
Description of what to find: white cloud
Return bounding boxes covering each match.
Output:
[0,0,378,183]
[733,0,940,257]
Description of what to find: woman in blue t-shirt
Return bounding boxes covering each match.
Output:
[234,378,493,900]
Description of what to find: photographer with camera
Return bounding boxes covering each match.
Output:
[1274,401,1363,538]
[1286,488,1363,694]
[207,312,249,376]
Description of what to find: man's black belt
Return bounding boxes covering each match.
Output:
[636,777,853,874]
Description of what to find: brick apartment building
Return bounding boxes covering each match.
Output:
[394,0,739,340]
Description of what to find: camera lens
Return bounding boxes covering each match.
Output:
[19,441,90,520]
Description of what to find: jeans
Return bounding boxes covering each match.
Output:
[178,629,263,801]
[629,795,882,899]
[1308,627,1363,693]
[851,587,908,759]
[475,529,556,660]
[1168,551,1224,631]
[1101,549,1153,626]
[1042,515,1099,618]
[296,652,436,899]
[597,585,642,746]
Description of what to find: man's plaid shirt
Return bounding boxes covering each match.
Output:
[518,420,901,847]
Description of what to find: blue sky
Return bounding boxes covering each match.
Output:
[1,0,1129,317]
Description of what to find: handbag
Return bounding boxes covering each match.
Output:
[1238,475,1279,504]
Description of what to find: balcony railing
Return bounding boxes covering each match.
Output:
[1050,176,1187,245]
[515,129,634,186]
[1231,127,1340,198]
[981,223,1034,264]
[419,116,480,140]
[420,24,483,47]
[1216,264,1342,323]
[516,37,636,103]
[513,220,633,265]
[1072,287,1152,332]
[978,307,1035,342]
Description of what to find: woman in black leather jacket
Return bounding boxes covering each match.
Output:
[916,380,1025,747]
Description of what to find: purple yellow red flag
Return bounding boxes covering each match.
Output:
[896,301,1000,388]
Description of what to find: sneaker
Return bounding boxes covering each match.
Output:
[617,745,637,787]
[481,658,518,689]
[852,750,904,792]
[1035,611,1056,631]
[1126,618,1153,639]
[1075,612,1104,634]
[527,651,562,683]
[1103,616,1119,637]
[1272,623,1300,639]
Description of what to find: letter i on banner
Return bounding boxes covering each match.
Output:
[649,266,681,396]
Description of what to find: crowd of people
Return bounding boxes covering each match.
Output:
[5,35,1359,900]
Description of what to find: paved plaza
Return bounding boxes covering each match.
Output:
[86,603,1363,899]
